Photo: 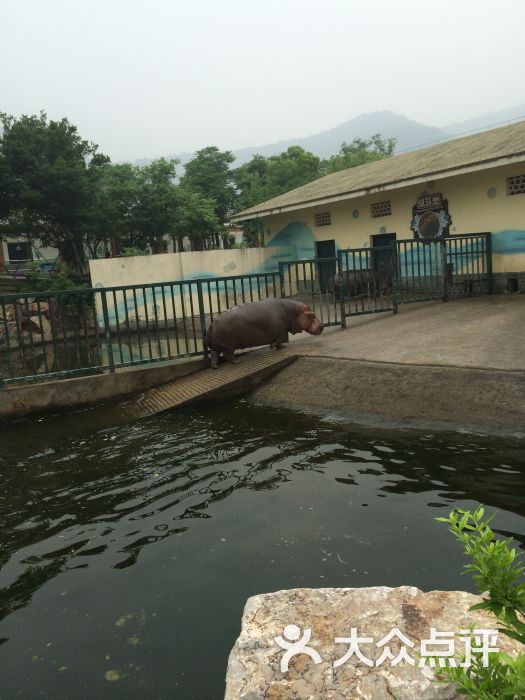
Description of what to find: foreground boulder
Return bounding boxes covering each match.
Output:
[225,586,524,699]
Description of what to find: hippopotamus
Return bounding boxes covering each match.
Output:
[327,269,392,298]
[207,298,323,368]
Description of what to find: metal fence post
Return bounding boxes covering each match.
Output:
[486,232,493,294]
[441,238,449,302]
[337,251,346,328]
[278,262,285,298]
[196,281,209,359]
[391,241,399,314]
[100,290,115,372]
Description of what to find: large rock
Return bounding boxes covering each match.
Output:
[225,586,524,699]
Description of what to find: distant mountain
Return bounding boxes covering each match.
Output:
[131,105,525,169]
[230,111,444,165]
[441,103,525,137]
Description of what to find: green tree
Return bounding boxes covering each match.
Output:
[181,146,236,247]
[85,162,141,257]
[265,146,322,195]
[234,146,322,206]
[233,147,322,246]
[133,158,179,253]
[323,134,396,174]
[0,111,109,271]
[172,187,219,251]
[231,154,269,246]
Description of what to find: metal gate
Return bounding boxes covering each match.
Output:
[396,233,492,303]
[279,233,492,327]
[337,246,398,324]
[279,258,342,327]
[279,245,397,328]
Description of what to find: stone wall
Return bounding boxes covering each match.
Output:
[0,299,53,346]
[225,586,525,699]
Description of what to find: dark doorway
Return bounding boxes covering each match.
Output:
[7,242,32,262]
[315,239,336,293]
[371,233,396,276]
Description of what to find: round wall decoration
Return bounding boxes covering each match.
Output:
[410,193,451,240]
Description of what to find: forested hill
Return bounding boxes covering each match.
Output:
[231,112,442,164]
[133,104,525,169]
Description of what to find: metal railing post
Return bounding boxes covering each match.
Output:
[391,241,399,314]
[196,281,209,359]
[486,232,493,294]
[100,290,115,372]
[441,238,449,302]
[337,251,346,328]
[278,262,286,298]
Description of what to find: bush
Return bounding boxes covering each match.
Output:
[436,506,525,697]
[121,246,149,257]
[21,261,93,315]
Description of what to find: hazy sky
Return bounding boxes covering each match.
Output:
[2,0,525,162]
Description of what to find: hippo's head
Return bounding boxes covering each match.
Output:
[291,304,324,335]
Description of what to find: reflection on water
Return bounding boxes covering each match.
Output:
[0,402,524,699]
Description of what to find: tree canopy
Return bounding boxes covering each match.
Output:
[232,137,396,245]
[0,111,108,270]
[0,111,397,263]
[323,134,396,174]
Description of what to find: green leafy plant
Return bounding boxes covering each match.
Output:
[436,506,525,697]
[21,261,93,315]
[120,246,149,257]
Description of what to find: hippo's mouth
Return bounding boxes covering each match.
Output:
[308,322,324,335]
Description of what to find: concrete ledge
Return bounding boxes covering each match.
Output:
[249,356,525,437]
[225,586,525,699]
[0,357,208,418]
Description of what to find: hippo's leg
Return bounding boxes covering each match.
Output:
[270,330,288,350]
[210,349,221,369]
[223,348,239,364]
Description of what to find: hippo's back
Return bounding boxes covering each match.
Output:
[207,299,289,350]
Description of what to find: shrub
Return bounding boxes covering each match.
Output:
[436,506,525,697]
[21,261,93,315]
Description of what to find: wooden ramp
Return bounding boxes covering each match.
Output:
[136,350,297,417]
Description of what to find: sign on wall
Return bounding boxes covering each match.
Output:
[410,193,451,240]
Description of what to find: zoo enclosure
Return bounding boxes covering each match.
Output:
[280,232,492,327]
[0,233,492,385]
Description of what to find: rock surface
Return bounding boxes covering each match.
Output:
[225,586,524,699]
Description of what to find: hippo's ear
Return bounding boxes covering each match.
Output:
[304,310,316,317]
[300,303,312,312]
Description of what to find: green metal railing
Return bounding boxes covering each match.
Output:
[337,246,398,322]
[0,272,283,385]
[395,233,492,303]
[279,258,342,327]
[0,234,493,386]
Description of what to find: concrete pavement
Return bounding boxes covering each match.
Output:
[286,295,525,371]
[249,295,525,437]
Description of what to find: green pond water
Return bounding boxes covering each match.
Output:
[0,400,524,699]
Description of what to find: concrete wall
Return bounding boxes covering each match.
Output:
[263,162,525,280]
[89,246,292,288]
[250,356,525,438]
[88,247,295,326]
[0,357,208,418]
